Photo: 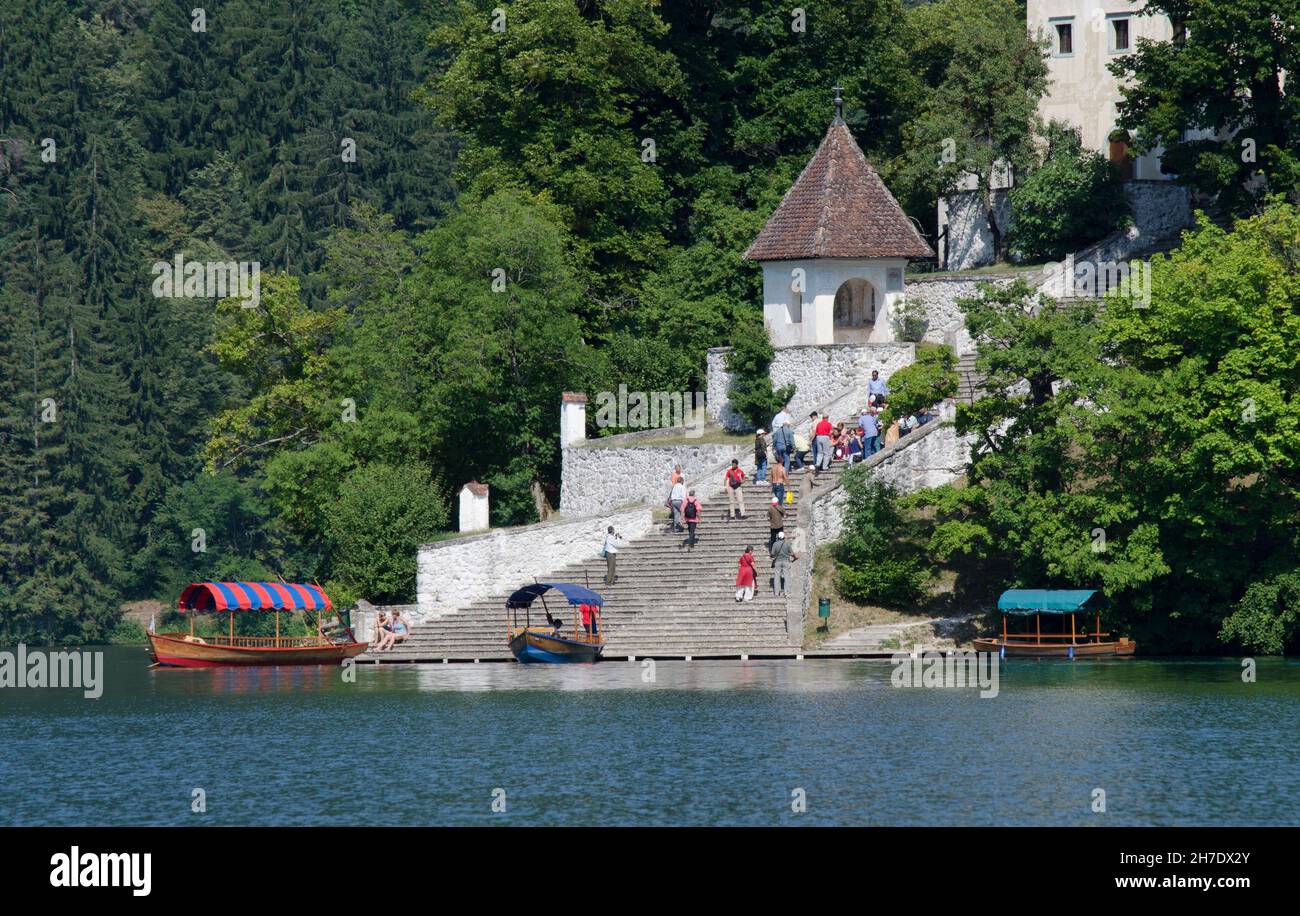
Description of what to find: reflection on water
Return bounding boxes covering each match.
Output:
[1,647,1297,827]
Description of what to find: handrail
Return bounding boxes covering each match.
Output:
[169,634,335,648]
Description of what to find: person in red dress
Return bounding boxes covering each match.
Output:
[735,546,757,602]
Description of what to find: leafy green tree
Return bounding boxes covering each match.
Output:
[898,0,1048,261]
[1220,571,1300,655]
[881,344,958,429]
[724,320,795,431]
[1110,0,1299,215]
[365,189,597,523]
[834,472,930,606]
[204,273,346,471]
[424,0,682,303]
[327,464,449,604]
[1008,123,1130,261]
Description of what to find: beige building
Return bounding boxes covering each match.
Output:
[1029,0,1180,180]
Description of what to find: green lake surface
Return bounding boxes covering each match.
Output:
[1,647,1296,826]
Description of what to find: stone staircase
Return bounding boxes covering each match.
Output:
[955,351,984,406]
[362,460,853,662]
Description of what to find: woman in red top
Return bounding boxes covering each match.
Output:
[580,602,599,638]
[734,546,757,602]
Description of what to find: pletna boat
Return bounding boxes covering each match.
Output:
[506,582,605,663]
[148,581,369,668]
[972,589,1136,658]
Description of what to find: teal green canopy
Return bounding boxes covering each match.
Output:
[997,589,1103,614]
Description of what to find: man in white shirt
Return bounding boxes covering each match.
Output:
[771,405,792,435]
[602,526,624,586]
[669,478,686,532]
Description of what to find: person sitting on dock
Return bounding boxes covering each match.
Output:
[389,610,411,647]
[372,611,391,647]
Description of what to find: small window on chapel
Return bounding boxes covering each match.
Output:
[787,289,802,324]
[1053,20,1073,56]
[1109,15,1130,53]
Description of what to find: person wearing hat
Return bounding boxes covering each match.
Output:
[753,428,769,483]
[769,530,797,597]
[767,495,786,550]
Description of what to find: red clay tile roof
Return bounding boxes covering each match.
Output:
[463,480,489,497]
[745,121,934,261]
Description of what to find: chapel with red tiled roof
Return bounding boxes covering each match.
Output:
[746,89,934,347]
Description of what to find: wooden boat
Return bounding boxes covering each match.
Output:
[506,582,605,664]
[148,581,368,668]
[973,589,1137,658]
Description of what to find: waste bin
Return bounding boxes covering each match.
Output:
[818,597,831,620]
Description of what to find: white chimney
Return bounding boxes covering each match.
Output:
[560,391,587,449]
[458,481,490,533]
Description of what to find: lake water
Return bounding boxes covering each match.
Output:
[1,648,1297,826]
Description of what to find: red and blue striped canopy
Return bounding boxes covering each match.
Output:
[177,581,333,613]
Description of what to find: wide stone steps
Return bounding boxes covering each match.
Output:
[361,457,855,661]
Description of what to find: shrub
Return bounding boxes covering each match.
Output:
[1009,122,1130,261]
[833,471,931,606]
[327,464,450,604]
[890,297,929,342]
[725,319,795,430]
[881,344,958,429]
[1219,571,1300,655]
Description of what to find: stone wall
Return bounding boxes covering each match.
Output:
[414,504,656,619]
[905,275,1019,354]
[707,342,915,431]
[1125,180,1192,244]
[939,188,1011,271]
[941,180,1192,272]
[560,436,747,515]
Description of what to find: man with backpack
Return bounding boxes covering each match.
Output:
[682,490,702,549]
[772,421,790,473]
[724,459,747,520]
[770,531,798,597]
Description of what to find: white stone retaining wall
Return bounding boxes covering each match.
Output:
[414,504,655,619]
[905,275,1019,354]
[707,342,915,431]
[560,439,747,516]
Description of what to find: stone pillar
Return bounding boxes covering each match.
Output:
[458,481,490,533]
[560,391,587,449]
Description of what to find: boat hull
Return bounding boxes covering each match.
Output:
[972,637,1137,658]
[508,629,603,664]
[148,632,369,668]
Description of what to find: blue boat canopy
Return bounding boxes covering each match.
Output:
[506,582,605,609]
[997,589,1103,614]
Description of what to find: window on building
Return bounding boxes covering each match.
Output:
[787,289,802,324]
[1109,15,1130,52]
[1053,20,1073,56]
